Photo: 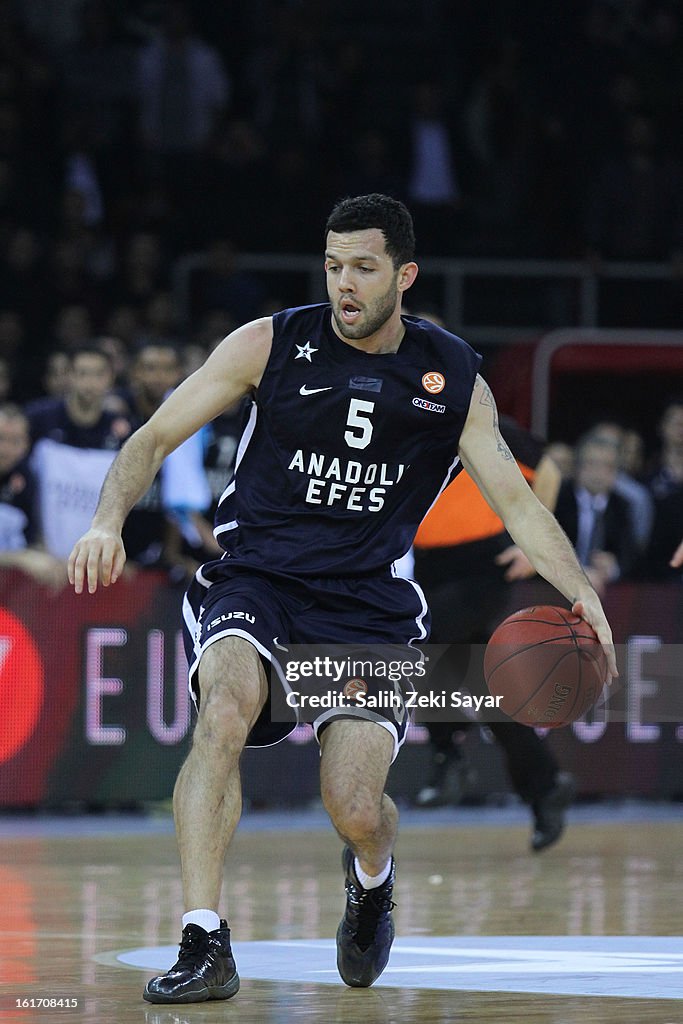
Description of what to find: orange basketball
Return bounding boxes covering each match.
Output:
[484,605,607,728]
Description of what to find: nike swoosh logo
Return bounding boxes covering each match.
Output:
[299,385,333,396]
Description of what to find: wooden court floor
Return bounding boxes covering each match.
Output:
[1,812,681,1023]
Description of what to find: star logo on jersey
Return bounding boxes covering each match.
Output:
[295,341,318,362]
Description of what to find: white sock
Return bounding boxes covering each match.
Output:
[354,856,392,889]
[182,909,221,933]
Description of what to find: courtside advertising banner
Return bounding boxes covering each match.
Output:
[0,572,681,806]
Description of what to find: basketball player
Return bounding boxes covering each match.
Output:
[68,194,616,1003]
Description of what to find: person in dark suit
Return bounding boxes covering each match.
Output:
[641,398,683,580]
[554,435,638,595]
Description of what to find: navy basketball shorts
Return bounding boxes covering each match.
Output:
[182,563,430,761]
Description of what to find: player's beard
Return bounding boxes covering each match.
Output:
[332,277,399,340]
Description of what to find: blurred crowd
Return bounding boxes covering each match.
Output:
[0,338,244,586]
[2,0,683,400]
[0,0,681,589]
[544,403,683,589]
[0,341,679,589]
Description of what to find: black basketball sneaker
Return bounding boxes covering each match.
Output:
[336,846,396,987]
[531,771,577,852]
[143,920,240,1004]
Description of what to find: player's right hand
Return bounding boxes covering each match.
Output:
[571,596,618,683]
[68,527,126,594]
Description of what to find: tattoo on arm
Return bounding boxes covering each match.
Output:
[477,378,514,461]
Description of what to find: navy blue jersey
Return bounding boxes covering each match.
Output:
[212,304,481,577]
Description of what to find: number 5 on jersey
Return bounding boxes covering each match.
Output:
[344,398,374,449]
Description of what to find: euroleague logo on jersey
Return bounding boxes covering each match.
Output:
[343,678,368,700]
[422,371,446,394]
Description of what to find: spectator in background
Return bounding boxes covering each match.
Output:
[647,397,683,501]
[621,426,648,478]
[112,232,168,312]
[189,240,267,329]
[26,345,130,451]
[137,0,231,200]
[96,335,130,391]
[52,303,93,351]
[0,403,64,586]
[26,345,132,560]
[463,37,532,253]
[131,291,182,354]
[59,0,138,213]
[554,435,638,594]
[121,341,183,427]
[39,350,70,401]
[586,420,654,552]
[545,441,575,481]
[646,488,683,580]
[119,340,213,575]
[584,114,683,262]
[642,397,683,579]
[104,304,143,351]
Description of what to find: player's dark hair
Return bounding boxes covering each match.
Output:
[325,194,416,269]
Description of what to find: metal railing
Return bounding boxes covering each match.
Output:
[172,252,681,345]
[531,329,683,436]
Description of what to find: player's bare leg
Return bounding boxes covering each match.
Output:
[320,719,397,872]
[320,720,398,987]
[174,636,267,909]
[144,636,267,1004]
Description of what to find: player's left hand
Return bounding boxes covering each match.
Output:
[572,596,618,683]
